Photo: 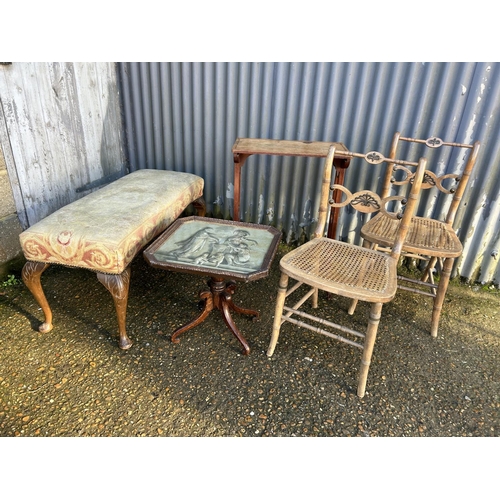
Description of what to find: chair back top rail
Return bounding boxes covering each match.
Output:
[399,135,475,149]
[339,150,420,168]
[381,132,481,226]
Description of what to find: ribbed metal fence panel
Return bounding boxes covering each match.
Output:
[117,62,500,284]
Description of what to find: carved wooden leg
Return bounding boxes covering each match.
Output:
[171,290,214,343]
[267,272,289,357]
[430,257,453,338]
[357,302,383,398]
[224,281,259,318]
[221,300,251,355]
[22,261,53,333]
[192,197,206,217]
[97,268,132,350]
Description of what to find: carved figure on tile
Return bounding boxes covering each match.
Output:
[166,228,219,259]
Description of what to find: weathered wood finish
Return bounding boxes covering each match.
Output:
[360,133,481,337]
[267,148,427,397]
[97,268,132,350]
[0,62,126,228]
[232,138,351,158]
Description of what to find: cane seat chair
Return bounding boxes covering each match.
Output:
[356,133,480,337]
[267,146,427,397]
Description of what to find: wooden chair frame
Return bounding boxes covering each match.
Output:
[267,146,427,397]
[356,133,480,337]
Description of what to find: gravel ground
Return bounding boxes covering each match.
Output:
[1,243,499,439]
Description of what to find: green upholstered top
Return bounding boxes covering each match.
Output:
[20,169,204,274]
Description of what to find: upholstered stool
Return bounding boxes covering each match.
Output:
[19,169,205,349]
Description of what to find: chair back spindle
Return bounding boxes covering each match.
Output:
[313,145,336,240]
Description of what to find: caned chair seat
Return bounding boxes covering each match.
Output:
[280,238,398,302]
[361,213,462,258]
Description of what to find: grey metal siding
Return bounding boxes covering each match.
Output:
[118,62,500,284]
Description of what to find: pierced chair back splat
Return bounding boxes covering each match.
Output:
[357,133,480,337]
[267,146,427,398]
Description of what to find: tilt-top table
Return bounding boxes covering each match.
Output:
[232,138,351,239]
[143,216,281,355]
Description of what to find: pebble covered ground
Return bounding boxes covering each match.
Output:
[1,243,499,438]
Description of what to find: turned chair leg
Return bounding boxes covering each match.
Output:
[422,256,438,287]
[312,287,319,308]
[347,298,358,315]
[430,256,453,338]
[97,267,132,350]
[22,261,53,333]
[267,272,289,357]
[357,302,383,398]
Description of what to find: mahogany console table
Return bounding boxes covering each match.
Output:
[232,138,351,239]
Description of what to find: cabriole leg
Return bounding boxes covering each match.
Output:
[22,261,53,333]
[97,267,132,350]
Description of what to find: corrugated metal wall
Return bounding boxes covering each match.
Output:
[0,62,126,228]
[118,62,500,284]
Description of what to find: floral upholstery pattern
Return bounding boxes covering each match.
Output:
[19,169,204,274]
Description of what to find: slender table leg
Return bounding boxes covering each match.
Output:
[221,300,251,355]
[224,281,259,319]
[232,153,250,222]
